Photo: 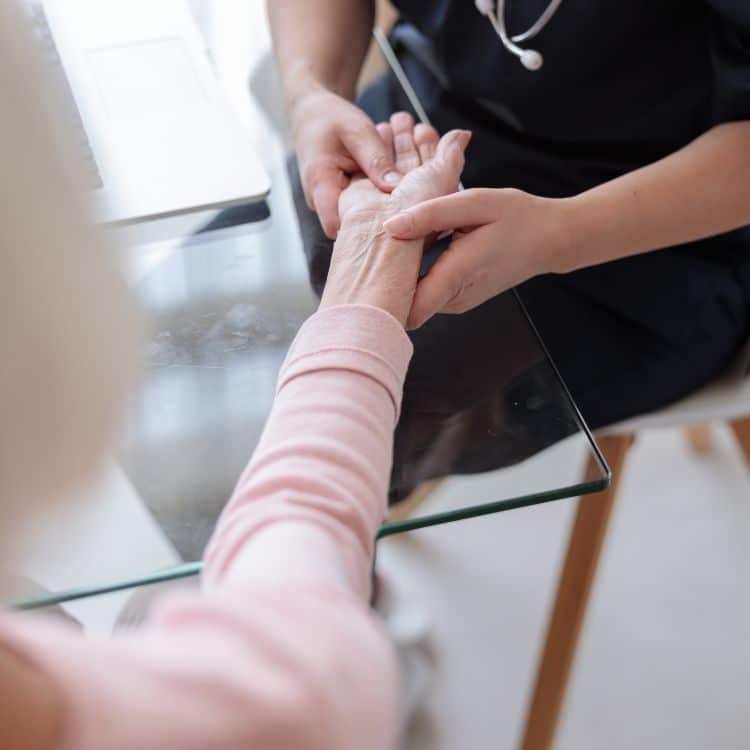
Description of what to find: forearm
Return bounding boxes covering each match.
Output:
[0,308,409,750]
[267,0,374,111]
[204,305,412,600]
[556,121,750,273]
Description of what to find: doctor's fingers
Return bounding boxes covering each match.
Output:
[339,117,401,191]
[407,227,495,330]
[384,188,501,240]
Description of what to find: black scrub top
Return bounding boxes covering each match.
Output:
[392,0,750,194]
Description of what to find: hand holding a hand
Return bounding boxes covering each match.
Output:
[320,112,472,327]
[383,188,573,328]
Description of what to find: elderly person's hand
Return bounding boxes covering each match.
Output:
[320,112,471,327]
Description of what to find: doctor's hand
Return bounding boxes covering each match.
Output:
[289,83,404,239]
[320,114,471,326]
[382,188,573,329]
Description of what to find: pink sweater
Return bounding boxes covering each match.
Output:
[0,305,413,750]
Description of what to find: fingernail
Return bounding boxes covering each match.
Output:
[383,211,413,236]
[384,171,401,186]
[458,130,472,147]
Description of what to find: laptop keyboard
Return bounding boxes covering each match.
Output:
[30,4,104,190]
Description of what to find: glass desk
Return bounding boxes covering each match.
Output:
[9,194,607,617]
[122,206,609,553]
[7,3,608,619]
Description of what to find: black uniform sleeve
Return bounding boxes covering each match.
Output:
[708,1,750,122]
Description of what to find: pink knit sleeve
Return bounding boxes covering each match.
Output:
[0,305,412,750]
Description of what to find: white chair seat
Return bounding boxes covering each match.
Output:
[605,341,750,434]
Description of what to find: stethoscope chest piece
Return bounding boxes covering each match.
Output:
[475,0,563,71]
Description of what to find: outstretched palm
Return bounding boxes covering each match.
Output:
[320,114,470,326]
[338,113,470,234]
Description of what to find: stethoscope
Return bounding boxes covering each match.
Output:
[475,0,563,71]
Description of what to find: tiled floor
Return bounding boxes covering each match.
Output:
[380,425,750,749]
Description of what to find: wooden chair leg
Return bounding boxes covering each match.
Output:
[518,433,634,750]
[730,416,750,465]
[685,424,714,454]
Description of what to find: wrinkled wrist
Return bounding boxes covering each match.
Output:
[337,210,389,243]
[338,193,403,238]
[320,230,422,325]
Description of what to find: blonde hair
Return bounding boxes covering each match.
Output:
[0,1,140,550]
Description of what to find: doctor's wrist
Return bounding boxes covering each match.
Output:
[284,67,323,123]
[549,188,642,276]
[512,193,579,279]
[540,194,597,277]
[284,64,353,124]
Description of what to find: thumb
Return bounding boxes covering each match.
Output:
[406,235,475,329]
[383,188,500,240]
[311,170,348,239]
[341,120,402,192]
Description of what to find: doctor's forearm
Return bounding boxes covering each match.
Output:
[555,121,750,273]
[267,0,374,112]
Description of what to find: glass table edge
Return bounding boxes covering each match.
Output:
[377,474,610,538]
[11,474,610,612]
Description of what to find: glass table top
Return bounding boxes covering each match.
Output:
[7,2,608,620]
[122,205,609,555]
[9,180,607,617]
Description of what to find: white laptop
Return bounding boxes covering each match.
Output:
[35,0,270,226]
